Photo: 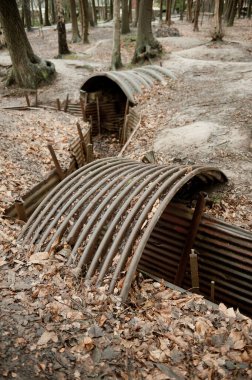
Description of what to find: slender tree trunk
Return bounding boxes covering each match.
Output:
[105,0,108,20]
[69,0,81,42]
[187,0,193,21]
[180,0,185,19]
[129,0,132,22]
[193,0,201,31]
[212,0,223,40]
[0,0,55,88]
[91,0,97,25]
[23,0,32,31]
[237,0,243,18]
[122,0,130,34]
[226,0,238,25]
[160,0,163,21]
[110,0,113,19]
[51,0,57,24]
[56,0,70,54]
[166,0,172,25]
[248,0,252,18]
[38,0,43,25]
[111,0,122,69]
[79,0,89,43]
[132,0,162,63]
[44,0,51,25]
[133,0,140,26]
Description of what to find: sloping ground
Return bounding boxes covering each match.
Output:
[0,109,87,213]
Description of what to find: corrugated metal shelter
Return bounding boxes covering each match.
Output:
[21,159,252,314]
[79,65,175,136]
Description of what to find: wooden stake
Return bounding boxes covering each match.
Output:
[47,144,64,180]
[211,281,215,302]
[77,122,87,158]
[80,97,86,121]
[86,143,94,163]
[64,94,69,112]
[25,93,30,107]
[14,200,27,222]
[189,249,199,291]
[96,95,101,135]
[56,98,61,111]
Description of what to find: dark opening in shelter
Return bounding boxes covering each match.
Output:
[80,65,176,138]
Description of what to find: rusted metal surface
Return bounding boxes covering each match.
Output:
[139,202,252,316]
[80,65,176,104]
[20,158,227,303]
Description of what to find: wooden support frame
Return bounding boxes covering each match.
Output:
[47,144,64,180]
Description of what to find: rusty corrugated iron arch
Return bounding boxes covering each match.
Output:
[80,65,176,104]
[21,158,227,301]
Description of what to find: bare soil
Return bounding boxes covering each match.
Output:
[0,16,252,380]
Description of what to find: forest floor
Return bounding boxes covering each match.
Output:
[0,16,252,379]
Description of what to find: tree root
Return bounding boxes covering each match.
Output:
[132,40,162,64]
[5,58,55,89]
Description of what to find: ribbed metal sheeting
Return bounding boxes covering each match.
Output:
[140,203,252,316]
[80,65,176,104]
[20,158,226,301]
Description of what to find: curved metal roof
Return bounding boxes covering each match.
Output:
[80,65,176,104]
[21,158,227,301]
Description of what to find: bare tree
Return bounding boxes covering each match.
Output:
[69,0,81,42]
[111,0,122,69]
[44,0,51,25]
[56,0,70,55]
[121,0,130,34]
[79,0,89,43]
[132,0,161,63]
[23,0,32,31]
[38,0,44,25]
[0,0,55,88]
[193,0,201,31]
[212,0,224,40]
[166,0,172,25]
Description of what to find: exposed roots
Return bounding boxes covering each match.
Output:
[132,40,162,64]
[5,58,55,89]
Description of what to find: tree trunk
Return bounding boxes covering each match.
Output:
[212,0,223,40]
[226,0,238,25]
[51,0,57,24]
[56,0,70,55]
[187,0,193,21]
[44,0,51,25]
[133,0,140,27]
[69,0,81,42]
[0,0,55,88]
[91,0,97,25]
[111,0,122,69]
[132,0,162,63]
[160,0,163,21]
[193,0,201,31]
[129,0,132,22]
[110,0,113,20]
[122,0,130,34]
[79,0,89,43]
[237,0,243,18]
[38,0,43,25]
[180,0,185,20]
[166,0,172,25]
[23,0,32,31]
[248,0,252,18]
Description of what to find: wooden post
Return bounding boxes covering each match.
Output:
[211,281,215,302]
[25,93,30,107]
[86,143,94,163]
[47,144,64,180]
[77,122,87,158]
[64,94,69,112]
[189,249,199,291]
[96,95,101,135]
[14,200,27,222]
[80,97,86,122]
[35,90,38,107]
[56,98,61,111]
[174,193,206,286]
